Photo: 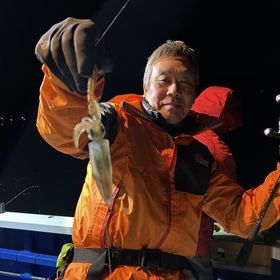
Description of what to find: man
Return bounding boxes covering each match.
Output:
[35,18,280,280]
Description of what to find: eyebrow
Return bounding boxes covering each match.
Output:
[156,67,189,76]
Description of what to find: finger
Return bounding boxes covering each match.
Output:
[50,24,77,92]
[35,23,66,81]
[62,24,88,94]
[74,20,98,77]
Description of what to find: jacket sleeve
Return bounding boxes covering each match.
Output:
[202,163,280,238]
[36,65,105,159]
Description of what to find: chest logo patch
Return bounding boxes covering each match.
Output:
[195,153,209,168]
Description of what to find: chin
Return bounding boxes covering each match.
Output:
[165,116,184,125]
[169,112,186,123]
[167,120,183,125]
[161,108,186,123]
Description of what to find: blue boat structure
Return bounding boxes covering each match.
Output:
[0,212,280,280]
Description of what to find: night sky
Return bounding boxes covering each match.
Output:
[0,0,279,227]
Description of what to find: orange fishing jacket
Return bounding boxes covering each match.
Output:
[37,66,280,280]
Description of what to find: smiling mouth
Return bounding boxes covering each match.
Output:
[163,103,182,108]
[162,97,183,107]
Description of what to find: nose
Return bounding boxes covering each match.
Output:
[167,82,180,97]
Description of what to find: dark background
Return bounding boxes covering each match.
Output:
[0,0,279,228]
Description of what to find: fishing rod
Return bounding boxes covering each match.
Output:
[236,93,280,267]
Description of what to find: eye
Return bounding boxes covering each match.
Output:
[157,76,170,85]
[179,80,195,90]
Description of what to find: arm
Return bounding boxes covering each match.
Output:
[37,65,117,159]
[35,18,116,158]
[202,163,280,238]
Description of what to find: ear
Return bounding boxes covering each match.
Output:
[143,84,148,97]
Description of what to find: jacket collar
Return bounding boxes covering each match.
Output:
[120,95,222,137]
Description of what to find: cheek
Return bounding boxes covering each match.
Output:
[145,87,165,108]
[184,94,196,106]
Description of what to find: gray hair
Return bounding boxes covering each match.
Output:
[143,40,199,89]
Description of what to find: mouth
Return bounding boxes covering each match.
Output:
[162,97,184,107]
[162,102,182,108]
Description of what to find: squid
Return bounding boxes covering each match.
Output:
[73,77,112,204]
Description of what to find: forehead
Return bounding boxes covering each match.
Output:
[152,57,190,75]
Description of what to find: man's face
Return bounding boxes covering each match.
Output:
[143,57,197,124]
